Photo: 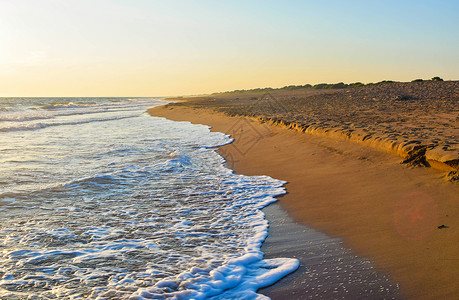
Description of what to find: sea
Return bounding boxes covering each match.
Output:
[0,97,299,299]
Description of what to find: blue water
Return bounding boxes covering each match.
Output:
[0,98,298,299]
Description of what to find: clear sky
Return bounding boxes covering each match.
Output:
[1,0,458,96]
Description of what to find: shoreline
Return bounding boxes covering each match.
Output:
[148,104,459,299]
[259,202,401,299]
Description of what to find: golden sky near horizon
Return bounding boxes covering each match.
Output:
[1,0,458,97]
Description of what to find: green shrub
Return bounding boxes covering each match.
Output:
[376,80,396,85]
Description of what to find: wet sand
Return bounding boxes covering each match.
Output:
[260,203,401,299]
[148,104,459,299]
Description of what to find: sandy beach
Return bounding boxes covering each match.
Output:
[4,1,459,298]
[148,83,459,299]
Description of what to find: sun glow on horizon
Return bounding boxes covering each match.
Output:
[1,0,458,97]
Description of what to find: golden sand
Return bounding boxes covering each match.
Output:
[149,105,459,299]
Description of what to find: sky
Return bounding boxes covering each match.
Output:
[1,0,458,97]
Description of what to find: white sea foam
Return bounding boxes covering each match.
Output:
[0,114,137,132]
[0,98,298,299]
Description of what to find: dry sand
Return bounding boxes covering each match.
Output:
[175,81,459,179]
[148,104,458,300]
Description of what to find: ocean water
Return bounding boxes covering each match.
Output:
[0,98,299,299]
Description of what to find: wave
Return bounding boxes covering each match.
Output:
[0,101,158,126]
[0,106,151,123]
[63,174,120,188]
[41,101,117,110]
[128,175,298,299]
[41,98,159,110]
[0,114,51,122]
[134,255,298,299]
[0,115,138,132]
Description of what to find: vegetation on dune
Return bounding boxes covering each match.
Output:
[212,77,445,95]
[411,77,444,82]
